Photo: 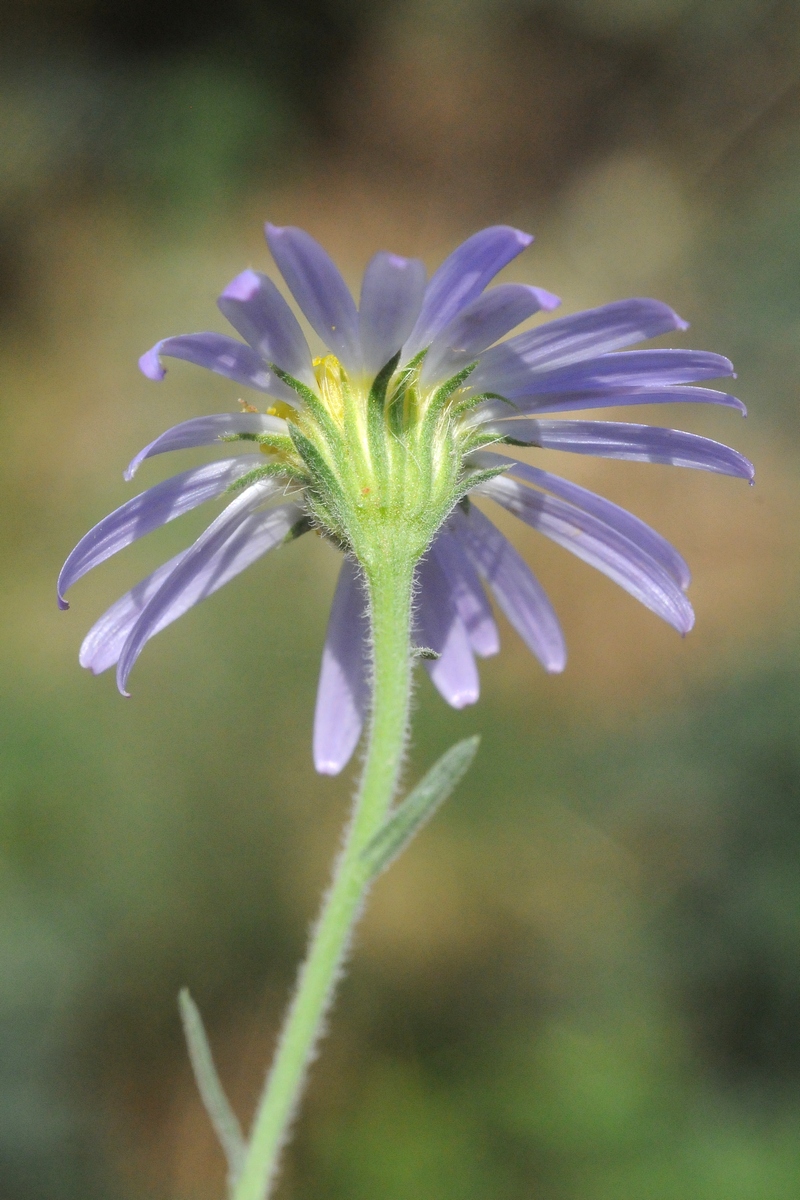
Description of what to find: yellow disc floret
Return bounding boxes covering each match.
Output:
[312,355,348,425]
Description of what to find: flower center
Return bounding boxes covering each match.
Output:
[279,349,488,569]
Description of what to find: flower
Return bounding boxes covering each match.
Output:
[59,224,753,774]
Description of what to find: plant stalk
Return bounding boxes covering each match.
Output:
[231,552,415,1200]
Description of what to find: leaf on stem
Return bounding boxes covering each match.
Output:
[360,736,480,879]
[179,988,246,1192]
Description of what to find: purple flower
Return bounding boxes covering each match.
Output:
[60,223,753,775]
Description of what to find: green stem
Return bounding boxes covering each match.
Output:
[232,553,416,1200]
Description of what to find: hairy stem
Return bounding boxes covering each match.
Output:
[231,553,415,1200]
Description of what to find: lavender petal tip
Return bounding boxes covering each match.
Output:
[221,269,261,302]
[139,345,166,381]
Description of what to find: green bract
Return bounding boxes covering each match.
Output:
[269,352,500,571]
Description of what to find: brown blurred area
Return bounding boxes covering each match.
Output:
[1,2,800,1199]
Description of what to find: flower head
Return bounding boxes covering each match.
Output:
[59,223,753,774]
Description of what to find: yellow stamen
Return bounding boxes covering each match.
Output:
[266,401,297,421]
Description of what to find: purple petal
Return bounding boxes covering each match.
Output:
[116,480,278,694]
[450,505,566,672]
[265,224,361,373]
[430,529,499,657]
[313,556,370,775]
[403,226,533,360]
[81,553,184,674]
[415,553,479,708]
[469,450,691,589]
[125,413,289,480]
[487,420,755,480]
[421,283,561,387]
[57,455,264,608]
[472,348,734,401]
[478,474,694,634]
[217,269,315,387]
[473,385,746,421]
[472,297,687,389]
[138,333,300,404]
[80,502,305,675]
[358,252,427,376]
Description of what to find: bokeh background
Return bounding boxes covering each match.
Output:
[1,0,799,1197]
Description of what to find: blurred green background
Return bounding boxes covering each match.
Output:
[1,0,799,1197]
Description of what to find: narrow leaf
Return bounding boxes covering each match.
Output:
[360,736,480,879]
[179,989,246,1191]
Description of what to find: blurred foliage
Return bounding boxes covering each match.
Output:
[3,626,800,1199]
[1,0,799,1197]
